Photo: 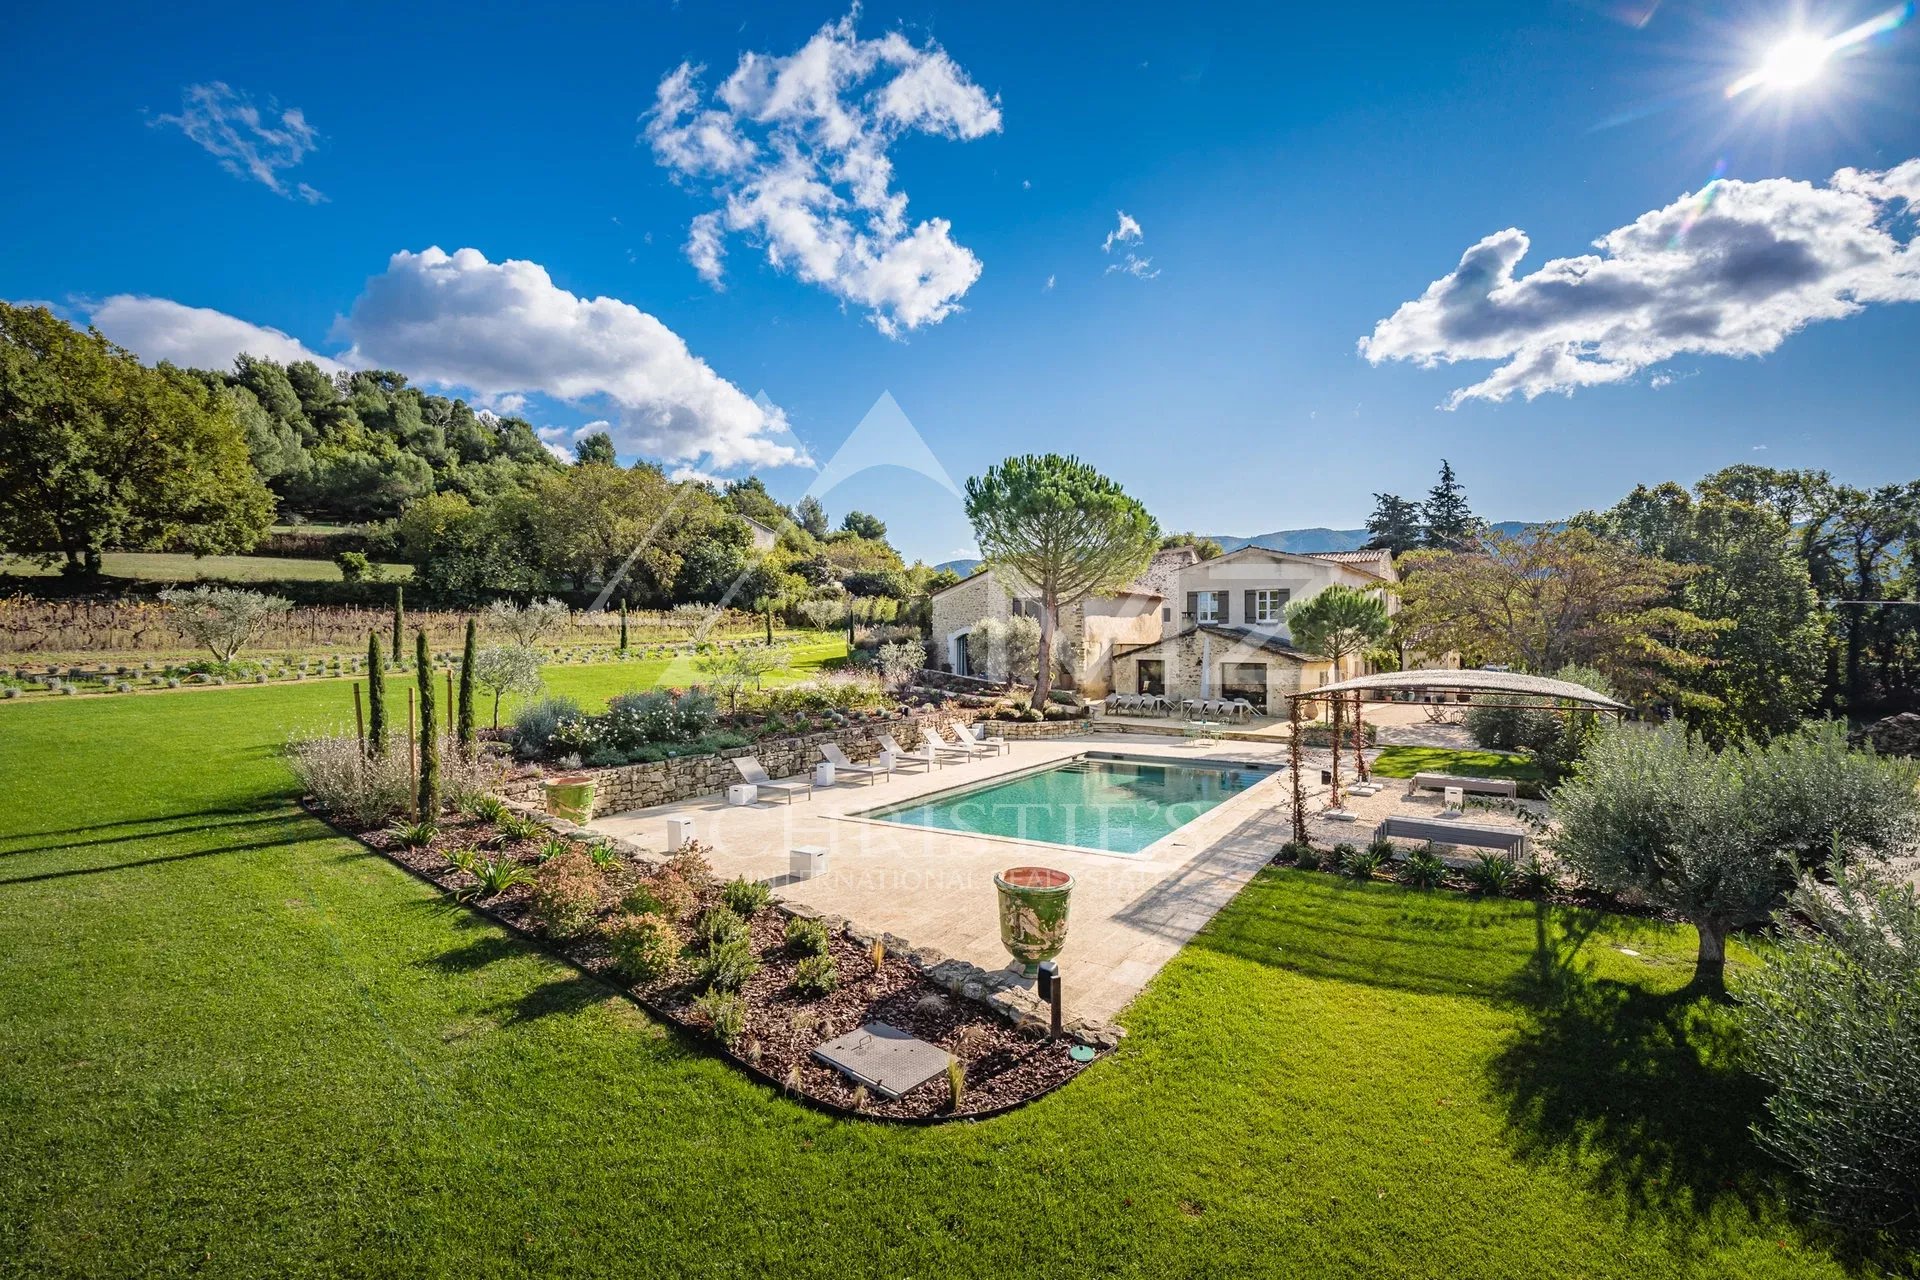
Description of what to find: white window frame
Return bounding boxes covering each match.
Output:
[1251,588,1287,624]
[1195,591,1223,623]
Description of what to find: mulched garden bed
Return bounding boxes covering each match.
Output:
[352,808,1097,1121]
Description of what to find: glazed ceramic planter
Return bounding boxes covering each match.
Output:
[994,866,1074,975]
[542,773,596,824]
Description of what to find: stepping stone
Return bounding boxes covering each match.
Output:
[810,1022,956,1100]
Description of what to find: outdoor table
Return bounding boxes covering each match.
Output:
[1186,719,1221,746]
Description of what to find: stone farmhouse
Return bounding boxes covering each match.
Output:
[929,544,1398,709]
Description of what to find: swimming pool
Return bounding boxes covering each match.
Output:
[854,753,1276,855]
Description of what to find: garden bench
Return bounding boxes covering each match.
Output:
[1405,772,1519,799]
[1372,816,1528,860]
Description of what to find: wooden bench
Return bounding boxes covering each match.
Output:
[1406,772,1519,799]
[1372,816,1529,860]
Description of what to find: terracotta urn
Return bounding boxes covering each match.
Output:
[994,866,1074,975]
[542,773,596,824]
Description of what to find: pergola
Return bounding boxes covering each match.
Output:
[1282,668,1630,842]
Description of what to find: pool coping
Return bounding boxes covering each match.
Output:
[828,749,1288,863]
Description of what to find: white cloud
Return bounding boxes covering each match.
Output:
[1044,273,1055,291]
[90,295,344,374]
[153,82,324,202]
[338,247,807,470]
[644,11,1001,337]
[1360,158,1920,407]
[1100,210,1157,279]
[89,246,803,475]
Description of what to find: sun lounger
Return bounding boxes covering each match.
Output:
[941,723,998,758]
[819,741,886,783]
[731,755,813,804]
[965,722,1010,755]
[878,733,937,772]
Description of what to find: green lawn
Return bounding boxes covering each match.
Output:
[0,679,1868,1277]
[1370,744,1546,784]
[2,551,415,583]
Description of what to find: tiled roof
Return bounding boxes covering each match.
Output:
[1304,549,1391,564]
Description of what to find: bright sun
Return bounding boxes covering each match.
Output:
[1756,33,1833,88]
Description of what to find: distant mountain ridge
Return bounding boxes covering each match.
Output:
[1208,520,1541,554]
[934,519,1545,576]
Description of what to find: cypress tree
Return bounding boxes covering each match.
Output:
[457,617,478,756]
[416,630,440,818]
[392,586,405,667]
[366,632,387,757]
[619,599,629,652]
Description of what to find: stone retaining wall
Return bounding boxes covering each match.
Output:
[499,710,980,817]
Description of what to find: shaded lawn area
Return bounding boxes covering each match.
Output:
[1371,744,1545,784]
[1,551,415,581]
[0,690,1867,1278]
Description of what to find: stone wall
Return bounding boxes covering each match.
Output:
[499,710,980,817]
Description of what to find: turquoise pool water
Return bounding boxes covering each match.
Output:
[856,754,1273,855]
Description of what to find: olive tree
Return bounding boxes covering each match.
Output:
[160,586,292,662]
[966,615,1040,685]
[1552,721,1920,985]
[485,597,569,647]
[965,454,1159,704]
[878,639,927,689]
[695,642,789,714]
[471,644,545,728]
[1741,869,1920,1243]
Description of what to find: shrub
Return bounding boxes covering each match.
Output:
[697,938,759,991]
[1294,721,1379,749]
[536,837,573,863]
[509,695,584,760]
[643,870,699,921]
[529,851,602,938]
[1331,841,1360,865]
[722,876,772,916]
[784,915,830,955]
[1466,853,1520,895]
[1398,845,1447,889]
[1742,870,1920,1245]
[1518,856,1556,897]
[493,814,545,845]
[389,820,438,850]
[604,912,682,982]
[695,906,748,951]
[1293,845,1323,871]
[665,844,716,889]
[1340,844,1388,879]
[464,794,511,824]
[1368,837,1396,860]
[793,952,839,996]
[692,989,747,1047]
[286,732,413,827]
[585,841,620,872]
[450,852,534,901]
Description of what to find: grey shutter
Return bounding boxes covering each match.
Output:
[1185,592,1197,621]
[1244,590,1257,624]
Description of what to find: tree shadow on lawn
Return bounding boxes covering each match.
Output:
[0,802,291,851]
[1486,902,1795,1242]
[0,811,298,859]
[0,829,316,887]
[416,933,525,975]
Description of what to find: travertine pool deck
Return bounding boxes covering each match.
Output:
[589,733,1325,1023]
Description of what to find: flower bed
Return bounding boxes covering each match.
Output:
[350,806,1107,1121]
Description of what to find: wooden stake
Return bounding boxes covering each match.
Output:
[407,688,418,818]
[1353,692,1369,783]
[1288,694,1307,845]
[353,683,366,752]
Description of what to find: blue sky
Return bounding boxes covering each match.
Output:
[3,0,1917,564]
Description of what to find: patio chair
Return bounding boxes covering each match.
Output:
[878,733,936,772]
[941,723,999,758]
[731,755,813,804]
[819,741,886,784]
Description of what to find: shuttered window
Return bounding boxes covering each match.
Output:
[1249,588,1290,624]
[1189,591,1222,623]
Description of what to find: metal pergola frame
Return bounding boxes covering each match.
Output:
[1281,668,1629,843]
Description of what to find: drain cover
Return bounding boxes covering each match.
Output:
[810,1022,956,1100]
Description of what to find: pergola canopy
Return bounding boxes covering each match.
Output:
[1294,667,1630,713]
